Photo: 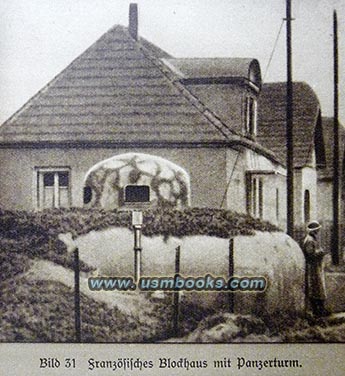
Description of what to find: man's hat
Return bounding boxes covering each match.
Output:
[306,220,322,232]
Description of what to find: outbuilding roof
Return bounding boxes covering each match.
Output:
[257,82,321,168]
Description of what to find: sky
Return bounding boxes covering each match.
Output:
[0,0,344,125]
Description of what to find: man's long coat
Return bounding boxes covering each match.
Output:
[302,234,327,300]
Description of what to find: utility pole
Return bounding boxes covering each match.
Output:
[286,0,294,238]
[332,10,341,265]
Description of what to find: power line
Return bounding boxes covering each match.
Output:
[263,19,285,81]
[220,150,241,209]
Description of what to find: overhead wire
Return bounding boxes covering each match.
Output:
[220,150,241,209]
[263,19,285,81]
[221,17,288,209]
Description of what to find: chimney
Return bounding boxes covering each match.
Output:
[129,3,138,41]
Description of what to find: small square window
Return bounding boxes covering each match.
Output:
[58,171,69,187]
[125,185,150,203]
[43,172,55,187]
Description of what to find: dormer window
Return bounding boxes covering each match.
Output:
[245,96,257,137]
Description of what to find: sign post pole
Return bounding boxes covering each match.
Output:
[132,211,143,282]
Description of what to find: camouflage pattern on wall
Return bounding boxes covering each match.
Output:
[83,153,191,209]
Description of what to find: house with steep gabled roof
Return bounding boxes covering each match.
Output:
[0,4,341,233]
[257,81,324,226]
[257,84,344,230]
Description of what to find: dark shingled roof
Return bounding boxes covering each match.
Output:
[0,25,240,146]
[161,57,263,138]
[257,82,321,168]
[163,58,257,78]
[162,57,262,89]
[318,117,345,179]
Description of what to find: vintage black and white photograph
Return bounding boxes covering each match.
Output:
[0,0,344,354]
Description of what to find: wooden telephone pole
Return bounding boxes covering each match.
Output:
[286,0,294,238]
[332,10,341,265]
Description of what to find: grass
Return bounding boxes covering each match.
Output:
[9,206,344,343]
[0,276,173,343]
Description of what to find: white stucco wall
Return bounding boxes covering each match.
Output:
[231,149,288,229]
[0,147,228,211]
[295,167,318,225]
[225,148,247,213]
[317,180,333,221]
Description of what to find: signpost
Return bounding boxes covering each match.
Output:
[132,210,143,282]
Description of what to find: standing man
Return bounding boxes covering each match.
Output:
[302,220,330,317]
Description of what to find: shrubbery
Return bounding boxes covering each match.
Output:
[0,206,280,342]
[0,206,279,239]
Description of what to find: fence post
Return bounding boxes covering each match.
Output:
[133,226,142,283]
[74,248,81,343]
[172,245,181,337]
[304,260,310,315]
[228,238,234,313]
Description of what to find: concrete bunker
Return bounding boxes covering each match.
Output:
[83,153,191,210]
[75,228,305,318]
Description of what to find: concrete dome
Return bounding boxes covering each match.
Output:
[83,153,191,209]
